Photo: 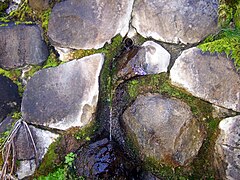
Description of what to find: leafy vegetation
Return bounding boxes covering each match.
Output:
[198,0,240,69]
[37,168,65,180]
[64,152,76,167]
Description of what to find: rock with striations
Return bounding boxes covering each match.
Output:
[48,0,134,49]
[132,0,218,44]
[214,115,240,180]
[116,41,170,81]
[122,93,204,166]
[21,53,104,130]
[170,47,240,112]
[0,75,21,121]
[0,24,48,69]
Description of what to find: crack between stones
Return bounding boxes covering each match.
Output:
[222,143,240,150]
[27,122,64,135]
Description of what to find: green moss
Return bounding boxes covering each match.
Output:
[35,137,61,177]
[11,111,22,120]
[43,52,61,69]
[37,168,66,180]
[74,120,98,141]
[144,157,189,179]
[40,9,51,31]
[24,65,42,79]
[0,68,24,95]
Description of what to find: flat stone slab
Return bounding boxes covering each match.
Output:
[214,115,240,180]
[0,24,48,69]
[132,0,219,44]
[21,54,104,130]
[122,93,204,166]
[170,47,240,112]
[48,0,134,49]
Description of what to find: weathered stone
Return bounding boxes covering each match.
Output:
[0,24,48,69]
[29,0,49,11]
[48,0,134,49]
[15,124,59,179]
[132,0,219,44]
[15,124,59,160]
[117,41,170,81]
[170,47,240,112]
[21,54,104,130]
[0,75,21,121]
[214,115,240,180]
[0,116,14,134]
[16,160,36,179]
[122,93,204,166]
[75,138,135,179]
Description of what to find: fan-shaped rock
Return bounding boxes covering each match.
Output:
[21,54,104,130]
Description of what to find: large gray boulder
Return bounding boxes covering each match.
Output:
[132,0,218,44]
[117,41,170,81]
[122,93,204,166]
[48,0,134,49]
[170,47,240,112]
[214,115,240,180]
[21,54,104,130]
[0,24,48,69]
[0,75,21,121]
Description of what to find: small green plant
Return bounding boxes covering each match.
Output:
[37,168,65,180]
[199,0,240,69]
[64,152,76,167]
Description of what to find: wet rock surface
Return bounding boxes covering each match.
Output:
[170,47,240,112]
[214,115,240,180]
[116,41,170,82]
[122,93,204,166]
[0,24,48,69]
[21,54,104,130]
[75,138,135,179]
[132,0,219,44]
[0,75,21,121]
[48,0,134,49]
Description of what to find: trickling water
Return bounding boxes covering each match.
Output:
[109,105,113,141]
